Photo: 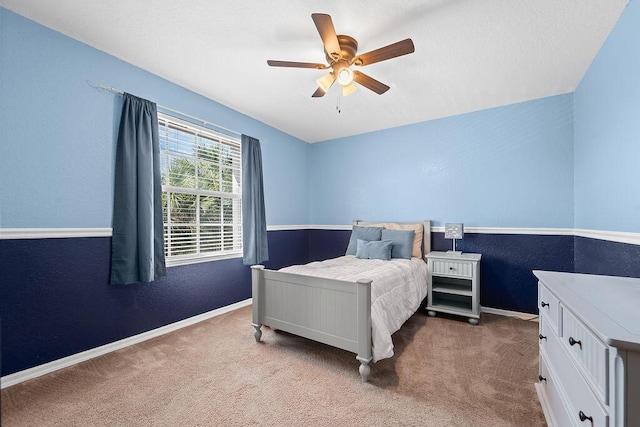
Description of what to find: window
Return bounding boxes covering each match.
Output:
[158,113,242,265]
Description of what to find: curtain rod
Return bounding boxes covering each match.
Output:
[95,80,243,138]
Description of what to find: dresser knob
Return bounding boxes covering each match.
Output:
[449,267,454,270]
[541,301,549,308]
[538,375,546,382]
[569,337,583,349]
[539,334,547,341]
[578,410,593,423]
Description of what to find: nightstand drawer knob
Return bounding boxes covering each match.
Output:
[538,375,546,382]
[541,301,549,308]
[569,337,582,349]
[539,334,547,341]
[578,411,593,423]
[448,266,454,270]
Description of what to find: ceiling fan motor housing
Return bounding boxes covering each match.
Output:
[325,35,358,63]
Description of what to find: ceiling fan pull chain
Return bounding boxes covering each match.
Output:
[336,93,341,114]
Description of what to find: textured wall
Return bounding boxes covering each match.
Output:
[574,237,640,278]
[431,232,574,314]
[0,9,310,377]
[574,0,640,232]
[2,4,640,380]
[0,9,310,228]
[308,229,574,314]
[308,94,574,228]
[0,230,308,376]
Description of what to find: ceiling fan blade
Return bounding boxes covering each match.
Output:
[352,38,415,66]
[311,13,341,59]
[312,87,327,97]
[267,60,328,69]
[353,71,390,94]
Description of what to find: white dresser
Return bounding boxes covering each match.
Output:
[534,270,640,427]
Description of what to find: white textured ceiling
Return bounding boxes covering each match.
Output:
[1,0,629,143]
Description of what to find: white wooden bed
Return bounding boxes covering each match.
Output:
[251,220,431,382]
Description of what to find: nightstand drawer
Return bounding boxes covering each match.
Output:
[539,284,561,334]
[562,307,609,404]
[431,260,473,278]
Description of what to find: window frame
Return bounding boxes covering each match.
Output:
[158,112,243,267]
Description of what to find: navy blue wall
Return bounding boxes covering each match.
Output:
[308,229,351,262]
[310,229,576,314]
[432,232,574,313]
[0,230,307,376]
[263,230,310,270]
[574,237,640,278]
[1,230,635,376]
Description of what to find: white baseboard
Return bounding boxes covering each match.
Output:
[1,298,252,389]
[1,299,537,388]
[481,306,539,322]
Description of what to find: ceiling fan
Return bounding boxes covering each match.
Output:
[267,13,415,97]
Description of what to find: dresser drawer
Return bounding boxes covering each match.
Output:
[539,284,561,334]
[540,317,609,427]
[551,338,609,427]
[538,315,554,353]
[431,260,473,278]
[562,307,609,404]
[538,352,575,427]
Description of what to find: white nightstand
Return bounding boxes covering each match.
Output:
[426,251,481,325]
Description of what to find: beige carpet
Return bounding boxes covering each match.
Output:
[2,307,546,426]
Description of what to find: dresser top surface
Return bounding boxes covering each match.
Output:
[534,270,640,350]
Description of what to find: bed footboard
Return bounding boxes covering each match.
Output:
[251,265,373,382]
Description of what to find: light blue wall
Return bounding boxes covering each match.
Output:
[574,1,640,233]
[4,4,637,233]
[0,9,309,228]
[309,94,574,227]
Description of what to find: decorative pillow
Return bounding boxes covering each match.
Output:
[359,222,424,258]
[346,226,383,255]
[356,239,393,261]
[384,223,424,258]
[381,229,415,259]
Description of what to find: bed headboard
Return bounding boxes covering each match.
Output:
[352,220,431,260]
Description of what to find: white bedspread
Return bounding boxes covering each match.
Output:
[280,255,428,362]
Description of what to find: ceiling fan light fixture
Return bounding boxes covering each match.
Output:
[342,82,357,96]
[316,72,335,92]
[337,67,354,86]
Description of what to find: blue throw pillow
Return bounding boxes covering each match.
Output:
[381,229,415,259]
[356,239,393,261]
[345,226,383,255]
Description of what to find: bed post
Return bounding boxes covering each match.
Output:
[251,265,265,342]
[422,220,431,257]
[356,278,373,382]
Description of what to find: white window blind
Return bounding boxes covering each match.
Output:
[158,113,242,265]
